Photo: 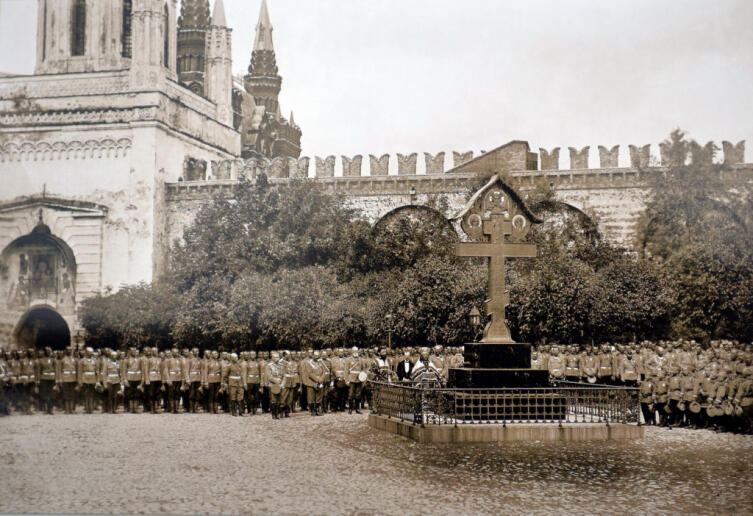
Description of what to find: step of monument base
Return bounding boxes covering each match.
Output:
[448,367,550,388]
[368,414,645,443]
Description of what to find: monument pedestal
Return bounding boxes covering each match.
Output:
[447,342,564,421]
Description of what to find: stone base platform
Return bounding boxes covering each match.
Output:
[368,414,644,443]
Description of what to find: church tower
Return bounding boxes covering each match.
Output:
[204,0,233,127]
[176,0,210,94]
[244,0,282,117]
[34,0,177,78]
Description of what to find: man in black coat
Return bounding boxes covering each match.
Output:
[395,351,413,382]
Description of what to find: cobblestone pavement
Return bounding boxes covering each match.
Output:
[1,412,752,515]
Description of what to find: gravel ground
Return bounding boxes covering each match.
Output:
[1,412,752,515]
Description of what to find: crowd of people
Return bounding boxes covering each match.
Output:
[0,345,460,419]
[534,340,753,433]
[1,341,751,433]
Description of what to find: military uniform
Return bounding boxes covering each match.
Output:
[547,351,566,384]
[100,353,122,414]
[144,352,163,413]
[77,352,99,414]
[244,354,262,415]
[223,357,245,416]
[184,352,203,413]
[162,353,183,413]
[123,351,144,413]
[264,358,283,419]
[345,352,365,414]
[59,352,78,413]
[330,352,348,411]
[202,354,222,414]
[280,356,297,417]
[36,351,58,414]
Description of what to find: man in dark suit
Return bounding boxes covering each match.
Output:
[396,351,413,382]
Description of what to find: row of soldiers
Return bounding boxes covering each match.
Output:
[534,340,753,433]
[0,345,458,418]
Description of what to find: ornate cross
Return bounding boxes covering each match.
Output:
[455,179,539,344]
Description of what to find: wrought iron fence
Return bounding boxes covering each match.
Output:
[370,381,641,426]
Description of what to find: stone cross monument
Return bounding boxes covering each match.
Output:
[448,175,552,391]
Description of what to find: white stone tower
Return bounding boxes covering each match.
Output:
[204,0,233,127]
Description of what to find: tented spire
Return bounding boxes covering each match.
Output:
[254,0,274,51]
[211,0,227,27]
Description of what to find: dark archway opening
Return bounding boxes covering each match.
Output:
[14,307,71,350]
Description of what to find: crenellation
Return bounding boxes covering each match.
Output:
[540,147,560,170]
[722,140,745,165]
[268,157,287,178]
[341,155,363,177]
[369,154,390,176]
[568,146,590,169]
[629,144,651,168]
[397,153,418,175]
[315,155,336,177]
[598,145,619,168]
[452,151,474,167]
[424,152,445,174]
[689,141,717,166]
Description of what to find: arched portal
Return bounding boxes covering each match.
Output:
[13,306,71,350]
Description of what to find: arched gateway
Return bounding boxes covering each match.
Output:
[1,218,77,350]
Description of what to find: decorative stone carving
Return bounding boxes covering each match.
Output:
[722,140,745,165]
[397,153,417,175]
[268,157,287,178]
[424,152,445,174]
[539,148,560,170]
[628,144,651,168]
[315,155,335,177]
[369,154,390,176]
[568,146,590,169]
[452,151,474,167]
[598,145,619,168]
[341,155,363,177]
[0,138,132,163]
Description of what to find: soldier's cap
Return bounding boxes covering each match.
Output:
[86,347,94,353]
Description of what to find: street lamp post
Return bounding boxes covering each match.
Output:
[385,313,393,349]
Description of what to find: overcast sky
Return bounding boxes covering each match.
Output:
[1,0,752,168]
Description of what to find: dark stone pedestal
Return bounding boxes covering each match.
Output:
[448,368,549,388]
[446,342,563,421]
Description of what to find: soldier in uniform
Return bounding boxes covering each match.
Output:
[547,346,566,384]
[8,350,21,412]
[185,348,203,413]
[345,347,365,414]
[77,347,99,414]
[319,349,332,413]
[59,347,78,414]
[244,351,262,415]
[618,349,640,387]
[123,348,144,413]
[597,344,616,385]
[143,347,163,413]
[579,345,599,383]
[301,350,326,416]
[330,348,348,411]
[180,348,192,412]
[565,345,581,382]
[162,349,184,414]
[652,371,669,426]
[265,351,283,419]
[36,347,58,414]
[258,351,270,413]
[100,349,122,414]
[202,350,222,414]
[292,351,303,412]
[223,353,245,416]
[16,349,37,414]
[280,351,297,417]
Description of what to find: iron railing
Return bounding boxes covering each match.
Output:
[370,381,641,425]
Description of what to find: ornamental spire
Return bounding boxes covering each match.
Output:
[211,0,227,27]
[254,0,274,52]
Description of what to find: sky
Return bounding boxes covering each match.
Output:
[1,0,752,168]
